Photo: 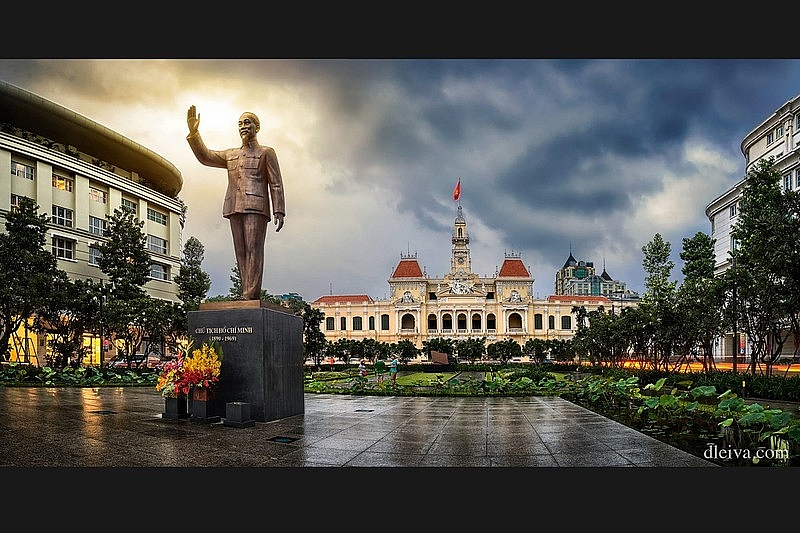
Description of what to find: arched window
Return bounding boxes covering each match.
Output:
[442,313,453,330]
[401,313,416,330]
[561,315,572,330]
[369,316,375,330]
[326,317,334,330]
[508,312,523,329]
[428,314,437,331]
[471,313,481,330]
[340,316,347,330]
[548,315,555,329]
[353,316,363,331]
[381,314,389,330]
[486,314,496,330]
[457,313,467,330]
[534,314,543,329]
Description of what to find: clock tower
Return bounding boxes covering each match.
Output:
[442,204,480,295]
[450,204,471,276]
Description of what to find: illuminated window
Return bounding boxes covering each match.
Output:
[10,194,24,212]
[11,161,34,180]
[52,174,74,192]
[89,187,107,204]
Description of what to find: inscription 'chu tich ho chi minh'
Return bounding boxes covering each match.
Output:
[194,326,255,335]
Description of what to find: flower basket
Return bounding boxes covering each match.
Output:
[156,341,223,422]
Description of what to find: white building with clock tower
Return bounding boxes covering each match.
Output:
[312,203,627,352]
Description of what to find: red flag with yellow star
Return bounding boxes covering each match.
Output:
[453,179,461,201]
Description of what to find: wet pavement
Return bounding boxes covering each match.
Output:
[0,386,716,467]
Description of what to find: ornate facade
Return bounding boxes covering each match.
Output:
[312,204,634,350]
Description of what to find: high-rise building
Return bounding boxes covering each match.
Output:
[554,251,636,300]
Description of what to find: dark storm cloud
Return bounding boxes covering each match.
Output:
[5,58,800,298]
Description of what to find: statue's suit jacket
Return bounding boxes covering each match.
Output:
[187,132,285,220]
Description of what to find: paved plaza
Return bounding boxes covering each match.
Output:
[0,386,715,467]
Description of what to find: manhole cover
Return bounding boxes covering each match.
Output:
[91,410,116,415]
[268,436,298,443]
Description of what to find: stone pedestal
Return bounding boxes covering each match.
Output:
[224,402,256,428]
[188,301,304,422]
[162,396,190,419]
[189,387,222,423]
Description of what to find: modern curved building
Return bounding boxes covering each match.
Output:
[705,93,800,358]
[0,80,185,362]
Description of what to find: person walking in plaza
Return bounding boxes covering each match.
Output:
[389,356,398,384]
[374,358,386,384]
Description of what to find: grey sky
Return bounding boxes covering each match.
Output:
[1,59,797,301]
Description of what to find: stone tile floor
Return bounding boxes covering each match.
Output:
[0,387,716,467]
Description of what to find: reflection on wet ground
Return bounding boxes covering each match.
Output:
[0,387,715,467]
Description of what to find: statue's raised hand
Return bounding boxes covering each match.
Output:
[187,105,200,135]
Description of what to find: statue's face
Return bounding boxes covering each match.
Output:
[238,114,258,140]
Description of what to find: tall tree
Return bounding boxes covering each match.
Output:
[728,158,797,375]
[0,197,60,361]
[173,236,211,311]
[677,231,726,372]
[301,303,327,366]
[229,264,242,298]
[641,233,678,370]
[36,276,98,369]
[94,206,152,365]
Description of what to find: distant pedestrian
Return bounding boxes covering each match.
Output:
[389,357,398,384]
[375,358,386,384]
[359,360,368,378]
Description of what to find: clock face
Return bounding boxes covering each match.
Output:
[457,256,464,264]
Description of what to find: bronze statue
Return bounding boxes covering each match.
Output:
[186,105,285,300]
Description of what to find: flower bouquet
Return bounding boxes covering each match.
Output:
[155,341,223,398]
[175,341,223,396]
[155,355,187,399]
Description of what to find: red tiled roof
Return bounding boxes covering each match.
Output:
[498,258,530,277]
[547,295,610,303]
[391,259,424,278]
[312,294,374,305]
